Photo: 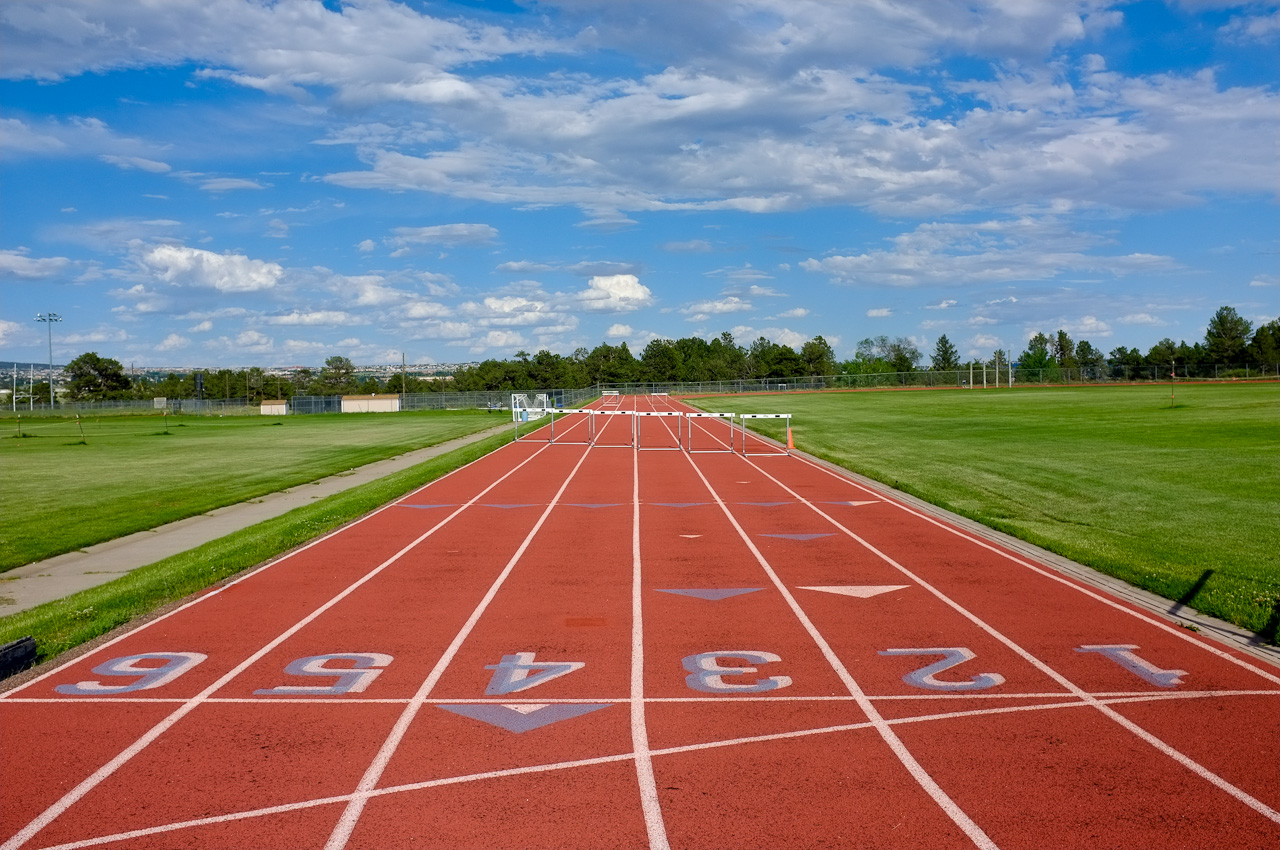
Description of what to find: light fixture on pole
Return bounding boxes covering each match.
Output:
[35,313,62,406]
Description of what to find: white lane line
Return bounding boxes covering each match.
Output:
[0,441,559,850]
[9,689,1275,706]
[30,687,1276,850]
[0,434,546,701]
[631,439,672,850]
[679,450,999,850]
[791,452,1280,687]
[739,454,1280,827]
[322,442,597,850]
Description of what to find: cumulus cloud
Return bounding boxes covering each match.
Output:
[576,274,654,312]
[682,296,753,321]
[0,248,71,279]
[141,245,284,292]
[927,300,958,310]
[155,333,188,351]
[867,308,892,318]
[1117,313,1165,326]
[607,323,633,337]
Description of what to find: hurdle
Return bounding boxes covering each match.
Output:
[635,410,684,451]
[601,390,622,408]
[684,412,736,453]
[590,408,634,447]
[737,413,792,456]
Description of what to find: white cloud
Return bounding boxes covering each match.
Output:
[1249,274,1278,288]
[576,274,654,313]
[264,311,360,326]
[265,218,289,238]
[774,308,810,319]
[156,333,188,351]
[926,300,958,310]
[497,260,555,273]
[0,319,25,347]
[389,223,498,247]
[141,245,283,292]
[99,154,170,173]
[866,308,892,318]
[0,248,70,279]
[189,320,213,332]
[802,217,1178,287]
[1117,313,1165,326]
[200,178,267,192]
[356,239,376,252]
[607,323,633,337]
[663,239,713,253]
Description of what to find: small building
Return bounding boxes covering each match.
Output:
[341,394,400,413]
[260,399,289,416]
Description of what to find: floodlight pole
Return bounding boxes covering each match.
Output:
[35,312,62,406]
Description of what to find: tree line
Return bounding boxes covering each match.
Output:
[33,306,1279,402]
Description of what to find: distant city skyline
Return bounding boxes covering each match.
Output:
[3,1,1277,368]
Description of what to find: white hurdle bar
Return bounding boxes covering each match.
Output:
[589,408,635,447]
[635,410,684,451]
[513,407,595,443]
[737,413,792,456]
[684,412,736,453]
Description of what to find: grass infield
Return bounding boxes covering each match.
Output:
[0,429,516,666]
[0,409,508,572]
[695,382,1280,640]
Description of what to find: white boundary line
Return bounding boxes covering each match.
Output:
[0,440,561,850]
[631,441,672,849]
[729,448,1280,827]
[322,439,597,849]
[37,686,1244,850]
[675,438,999,850]
[8,688,1276,706]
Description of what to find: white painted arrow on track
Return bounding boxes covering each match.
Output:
[798,585,910,598]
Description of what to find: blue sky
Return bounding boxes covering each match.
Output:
[2,0,1277,368]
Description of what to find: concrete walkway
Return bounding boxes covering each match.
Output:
[0,423,509,614]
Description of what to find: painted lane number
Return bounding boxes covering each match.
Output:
[1075,645,1187,688]
[879,647,1006,692]
[254,653,393,696]
[485,652,585,695]
[683,650,792,694]
[55,652,207,695]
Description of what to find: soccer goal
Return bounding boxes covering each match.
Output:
[512,393,552,441]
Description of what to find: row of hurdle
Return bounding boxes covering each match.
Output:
[511,407,793,456]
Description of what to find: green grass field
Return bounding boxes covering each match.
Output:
[695,383,1280,638]
[0,409,506,571]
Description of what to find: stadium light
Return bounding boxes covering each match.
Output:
[34,312,61,406]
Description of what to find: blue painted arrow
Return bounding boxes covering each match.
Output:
[649,502,709,507]
[481,503,540,509]
[563,503,623,508]
[655,588,764,601]
[397,504,457,509]
[738,501,792,507]
[759,533,834,541]
[437,703,610,733]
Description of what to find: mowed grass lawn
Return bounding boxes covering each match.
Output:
[695,383,1280,637]
[0,409,506,571]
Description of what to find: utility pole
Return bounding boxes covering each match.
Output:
[35,313,61,406]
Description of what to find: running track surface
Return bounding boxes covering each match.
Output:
[3,395,1278,850]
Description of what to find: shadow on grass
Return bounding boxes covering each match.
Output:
[1255,598,1280,647]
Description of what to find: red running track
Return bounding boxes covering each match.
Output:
[3,394,1278,849]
